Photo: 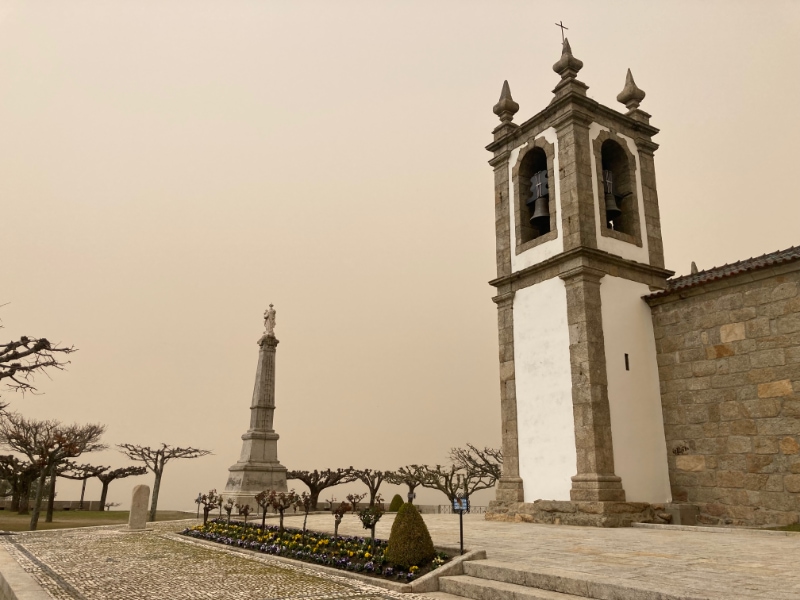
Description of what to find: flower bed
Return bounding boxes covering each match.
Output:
[180,519,450,582]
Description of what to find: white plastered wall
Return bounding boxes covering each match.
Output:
[508,127,562,273]
[600,275,671,503]
[514,277,576,501]
[588,123,650,265]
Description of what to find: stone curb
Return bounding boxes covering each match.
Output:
[632,522,800,536]
[169,532,484,594]
[0,544,51,600]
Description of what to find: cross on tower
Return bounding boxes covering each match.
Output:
[554,21,569,43]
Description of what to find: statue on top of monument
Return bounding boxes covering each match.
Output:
[264,304,277,336]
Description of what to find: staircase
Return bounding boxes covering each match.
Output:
[437,559,707,600]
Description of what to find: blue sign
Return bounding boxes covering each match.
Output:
[453,498,469,512]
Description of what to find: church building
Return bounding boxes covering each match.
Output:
[485,40,800,527]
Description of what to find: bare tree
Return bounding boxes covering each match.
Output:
[60,463,110,509]
[449,444,502,505]
[287,468,358,510]
[44,460,78,523]
[0,413,106,529]
[449,444,502,481]
[92,466,147,511]
[385,465,426,502]
[0,454,39,513]
[352,469,390,506]
[118,443,211,521]
[416,464,461,503]
[0,334,75,404]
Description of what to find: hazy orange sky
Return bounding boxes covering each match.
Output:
[2,1,799,510]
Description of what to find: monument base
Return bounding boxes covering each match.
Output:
[224,461,288,508]
[485,499,656,528]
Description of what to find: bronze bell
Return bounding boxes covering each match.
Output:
[530,196,550,227]
[602,169,622,223]
[604,192,622,221]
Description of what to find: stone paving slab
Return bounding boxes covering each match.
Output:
[282,513,800,600]
[0,519,431,600]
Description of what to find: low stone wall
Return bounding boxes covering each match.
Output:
[486,500,655,527]
[0,500,103,512]
[648,264,800,526]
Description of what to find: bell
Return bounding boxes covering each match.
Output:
[605,192,622,222]
[530,196,550,228]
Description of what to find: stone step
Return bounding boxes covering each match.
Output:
[439,575,584,600]
[461,559,707,600]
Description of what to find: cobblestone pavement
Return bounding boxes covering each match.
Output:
[284,513,800,600]
[0,519,429,600]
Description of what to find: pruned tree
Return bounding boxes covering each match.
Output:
[448,444,502,505]
[0,333,76,404]
[449,444,502,481]
[44,460,81,523]
[60,463,110,510]
[117,443,211,522]
[352,469,390,506]
[197,489,222,525]
[92,466,147,511]
[0,454,39,513]
[287,468,358,510]
[0,413,106,530]
[385,465,426,503]
[416,463,461,504]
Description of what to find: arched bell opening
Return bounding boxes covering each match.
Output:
[600,139,635,235]
[518,147,550,243]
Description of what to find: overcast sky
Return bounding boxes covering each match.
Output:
[2,1,799,511]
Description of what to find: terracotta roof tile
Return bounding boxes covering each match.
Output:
[647,245,800,299]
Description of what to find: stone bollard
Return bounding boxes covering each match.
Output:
[129,485,150,530]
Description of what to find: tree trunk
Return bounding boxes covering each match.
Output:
[79,479,87,509]
[203,507,211,525]
[99,480,110,511]
[148,469,162,522]
[17,479,30,515]
[310,489,320,510]
[261,509,267,531]
[11,482,20,512]
[278,508,284,534]
[29,468,48,531]
[45,466,56,523]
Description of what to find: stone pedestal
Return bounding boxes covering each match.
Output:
[224,332,287,507]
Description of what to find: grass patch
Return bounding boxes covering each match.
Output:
[0,510,195,532]
[767,523,800,532]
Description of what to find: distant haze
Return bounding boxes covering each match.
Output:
[1,1,798,510]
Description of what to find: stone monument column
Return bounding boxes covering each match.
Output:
[224,306,288,506]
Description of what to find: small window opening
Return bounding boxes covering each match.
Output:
[601,140,634,235]
[624,353,630,371]
[519,148,550,243]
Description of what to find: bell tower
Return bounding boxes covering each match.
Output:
[486,40,674,526]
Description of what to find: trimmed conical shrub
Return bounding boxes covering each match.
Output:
[385,502,436,568]
[388,494,404,512]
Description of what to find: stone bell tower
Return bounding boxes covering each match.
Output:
[224,305,288,506]
[486,40,674,526]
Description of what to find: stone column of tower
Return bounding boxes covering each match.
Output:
[485,40,673,526]
[224,307,288,506]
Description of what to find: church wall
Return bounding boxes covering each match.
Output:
[513,277,576,501]
[600,275,672,503]
[649,268,800,526]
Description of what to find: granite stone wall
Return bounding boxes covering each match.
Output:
[648,267,800,526]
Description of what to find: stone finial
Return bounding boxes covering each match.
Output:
[691,261,699,274]
[617,69,646,111]
[552,38,583,80]
[493,80,519,124]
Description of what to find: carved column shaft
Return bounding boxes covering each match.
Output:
[249,335,278,432]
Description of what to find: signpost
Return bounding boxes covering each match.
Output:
[453,496,469,555]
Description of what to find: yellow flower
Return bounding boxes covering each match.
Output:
[364,552,371,559]
[409,566,419,573]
